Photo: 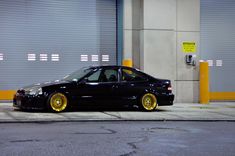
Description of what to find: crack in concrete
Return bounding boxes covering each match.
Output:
[101,111,122,119]
[120,150,136,156]
[119,136,149,156]
[3,111,20,121]
[142,127,189,133]
[52,113,72,120]
[101,126,117,134]
[10,139,40,143]
[72,126,117,135]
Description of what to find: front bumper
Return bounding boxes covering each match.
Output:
[13,92,46,110]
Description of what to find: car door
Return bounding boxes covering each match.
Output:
[117,67,149,104]
[75,67,120,106]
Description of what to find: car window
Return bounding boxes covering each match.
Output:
[122,69,147,82]
[100,69,118,82]
[63,67,92,82]
[87,70,101,82]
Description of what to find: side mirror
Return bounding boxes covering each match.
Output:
[72,79,78,82]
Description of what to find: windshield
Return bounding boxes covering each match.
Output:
[62,67,93,82]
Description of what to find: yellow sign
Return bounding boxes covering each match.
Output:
[182,42,196,53]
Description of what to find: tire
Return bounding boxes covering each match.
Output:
[47,92,68,112]
[140,93,158,111]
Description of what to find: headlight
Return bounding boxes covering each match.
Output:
[29,88,43,95]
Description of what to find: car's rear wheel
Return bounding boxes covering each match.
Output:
[47,92,68,112]
[140,93,158,111]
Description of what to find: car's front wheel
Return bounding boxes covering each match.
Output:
[47,92,68,112]
[140,93,158,111]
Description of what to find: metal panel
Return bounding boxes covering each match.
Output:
[0,0,116,90]
[201,0,235,92]
[117,0,123,65]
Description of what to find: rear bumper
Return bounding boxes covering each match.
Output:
[157,93,174,106]
[13,93,46,110]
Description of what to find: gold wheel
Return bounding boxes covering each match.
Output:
[49,93,68,112]
[141,93,157,111]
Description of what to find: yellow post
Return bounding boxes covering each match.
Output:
[122,59,133,67]
[0,90,16,100]
[200,62,209,104]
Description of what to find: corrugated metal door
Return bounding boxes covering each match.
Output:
[201,0,235,92]
[0,0,116,90]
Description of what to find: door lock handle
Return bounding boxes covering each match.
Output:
[112,85,118,89]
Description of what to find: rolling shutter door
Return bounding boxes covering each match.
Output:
[0,0,116,90]
[201,0,235,92]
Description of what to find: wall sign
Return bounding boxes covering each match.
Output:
[182,42,196,53]
[216,60,222,66]
[27,54,36,61]
[0,53,3,61]
[207,60,213,66]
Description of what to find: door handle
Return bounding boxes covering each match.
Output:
[112,85,118,89]
[130,83,135,87]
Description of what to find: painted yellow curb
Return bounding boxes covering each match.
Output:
[0,90,16,100]
[210,92,235,101]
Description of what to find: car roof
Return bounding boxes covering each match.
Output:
[89,65,137,70]
[86,65,155,80]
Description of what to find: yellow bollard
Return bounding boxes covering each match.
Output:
[122,59,133,67]
[200,62,210,104]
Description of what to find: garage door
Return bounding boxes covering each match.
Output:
[0,0,117,90]
[201,0,235,92]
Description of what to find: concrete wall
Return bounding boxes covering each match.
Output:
[123,0,200,103]
[123,0,143,69]
[176,0,200,102]
[123,0,133,60]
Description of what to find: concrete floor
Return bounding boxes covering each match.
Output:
[0,121,235,156]
[0,102,235,122]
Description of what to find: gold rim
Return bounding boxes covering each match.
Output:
[142,93,157,111]
[50,93,67,112]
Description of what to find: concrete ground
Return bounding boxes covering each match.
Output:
[0,102,235,122]
[1,121,235,156]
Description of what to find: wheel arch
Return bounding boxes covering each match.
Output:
[137,87,159,103]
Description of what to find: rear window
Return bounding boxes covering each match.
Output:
[122,69,147,82]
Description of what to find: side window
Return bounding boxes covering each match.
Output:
[122,69,147,82]
[100,69,118,82]
[87,70,101,82]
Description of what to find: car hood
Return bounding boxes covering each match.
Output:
[21,80,70,90]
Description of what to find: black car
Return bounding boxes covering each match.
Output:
[13,66,174,112]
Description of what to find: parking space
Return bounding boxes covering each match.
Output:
[0,102,235,122]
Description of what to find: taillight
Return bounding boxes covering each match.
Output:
[168,86,172,91]
[167,83,172,91]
